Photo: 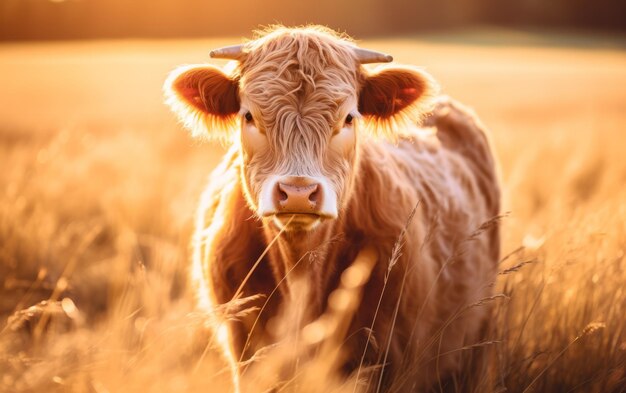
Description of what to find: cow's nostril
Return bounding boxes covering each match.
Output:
[308,187,320,204]
[278,189,288,202]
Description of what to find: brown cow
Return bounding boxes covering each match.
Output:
[164,25,500,392]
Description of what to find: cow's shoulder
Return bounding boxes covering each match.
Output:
[427,96,500,217]
[195,146,242,228]
[193,146,270,306]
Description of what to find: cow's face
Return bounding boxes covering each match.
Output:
[165,29,437,232]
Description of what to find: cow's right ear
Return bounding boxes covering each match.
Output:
[164,64,240,141]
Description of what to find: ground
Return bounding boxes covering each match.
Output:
[0,29,625,392]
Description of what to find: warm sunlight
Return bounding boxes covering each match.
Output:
[1,1,625,392]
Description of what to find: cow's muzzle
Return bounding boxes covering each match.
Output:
[258,175,338,229]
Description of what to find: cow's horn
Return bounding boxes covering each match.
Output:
[209,44,245,60]
[354,48,393,64]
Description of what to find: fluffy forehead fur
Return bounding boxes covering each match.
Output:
[237,26,360,155]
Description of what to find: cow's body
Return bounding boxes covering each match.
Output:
[192,98,499,391]
[165,26,500,392]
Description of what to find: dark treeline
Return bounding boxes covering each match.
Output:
[1,0,625,41]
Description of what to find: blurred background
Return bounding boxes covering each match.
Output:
[1,0,625,40]
[1,1,625,392]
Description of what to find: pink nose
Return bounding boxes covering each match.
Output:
[275,178,322,213]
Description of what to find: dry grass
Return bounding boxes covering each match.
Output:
[1,31,625,392]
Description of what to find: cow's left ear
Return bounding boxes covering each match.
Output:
[358,66,438,139]
[164,64,240,142]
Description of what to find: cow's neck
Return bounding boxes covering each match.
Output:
[263,220,337,318]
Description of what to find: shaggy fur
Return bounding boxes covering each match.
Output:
[165,25,500,392]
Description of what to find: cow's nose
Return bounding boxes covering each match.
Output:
[275,179,321,213]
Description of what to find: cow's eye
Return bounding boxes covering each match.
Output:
[244,112,253,123]
[345,114,354,126]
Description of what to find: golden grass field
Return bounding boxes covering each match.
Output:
[0,30,625,392]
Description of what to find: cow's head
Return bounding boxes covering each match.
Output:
[165,26,437,232]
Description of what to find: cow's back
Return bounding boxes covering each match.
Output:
[425,97,500,227]
[424,97,501,389]
[350,97,500,391]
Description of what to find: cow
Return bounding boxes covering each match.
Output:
[164,25,500,392]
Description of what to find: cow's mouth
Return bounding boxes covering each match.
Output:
[271,213,325,231]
